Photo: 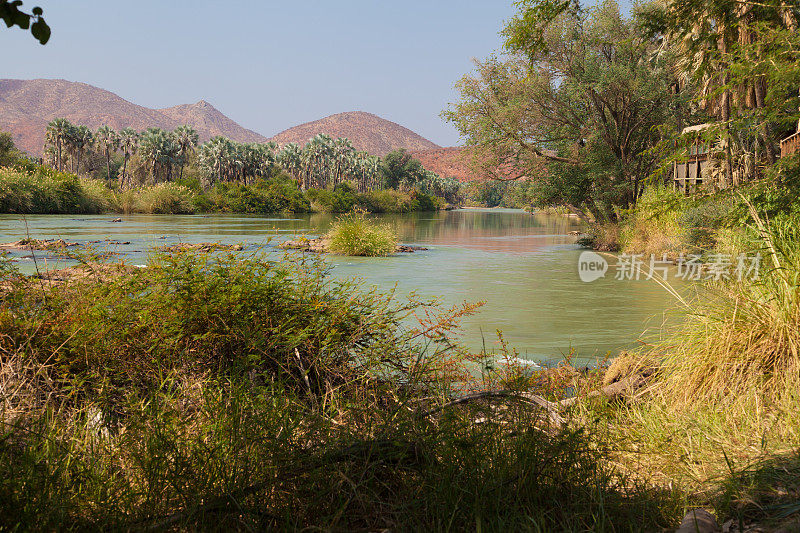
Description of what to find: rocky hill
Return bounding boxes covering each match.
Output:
[269,111,440,156]
[0,79,266,156]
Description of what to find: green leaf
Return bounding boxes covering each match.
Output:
[31,18,49,44]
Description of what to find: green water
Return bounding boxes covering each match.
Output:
[0,209,683,364]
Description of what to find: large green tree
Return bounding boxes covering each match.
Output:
[0,131,20,166]
[445,0,678,221]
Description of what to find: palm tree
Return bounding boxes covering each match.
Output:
[45,118,72,172]
[278,142,303,185]
[139,128,166,183]
[71,125,93,176]
[139,128,180,183]
[118,128,139,189]
[198,136,236,183]
[95,125,119,180]
[332,137,355,186]
[171,125,199,180]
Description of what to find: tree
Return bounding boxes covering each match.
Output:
[118,128,139,189]
[277,143,303,184]
[381,149,424,190]
[45,118,72,172]
[0,131,20,166]
[95,125,119,180]
[171,125,199,180]
[641,0,800,185]
[445,0,677,221]
[0,0,49,44]
[139,128,178,183]
[71,125,94,176]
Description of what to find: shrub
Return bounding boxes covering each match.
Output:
[306,185,358,213]
[618,186,686,257]
[326,213,398,256]
[205,177,310,214]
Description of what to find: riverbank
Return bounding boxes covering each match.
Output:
[578,158,800,260]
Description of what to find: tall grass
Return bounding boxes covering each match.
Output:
[0,166,116,214]
[126,182,197,214]
[595,207,800,525]
[654,207,799,408]
[326,213,398,256]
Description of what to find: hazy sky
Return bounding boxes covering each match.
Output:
[2,1,526,146]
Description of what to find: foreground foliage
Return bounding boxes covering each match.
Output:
[0,252,681,531]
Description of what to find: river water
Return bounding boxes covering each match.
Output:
[0,209,683,364]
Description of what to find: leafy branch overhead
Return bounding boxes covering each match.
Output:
[0,0,50,44]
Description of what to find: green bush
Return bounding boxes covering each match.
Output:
[618,186,686,256]
[358,189,439,213]
[326,213,398,256]
[205,175,310,214]
[306,185,358,213]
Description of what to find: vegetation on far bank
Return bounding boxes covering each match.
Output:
[0,163,452,215]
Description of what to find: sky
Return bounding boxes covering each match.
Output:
[2,1,525,146]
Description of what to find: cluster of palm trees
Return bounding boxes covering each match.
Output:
[273,134,383,192]
[197,137,279,185]
[44,118,96,176]
[45,119,198,189]
[43,119,460,200]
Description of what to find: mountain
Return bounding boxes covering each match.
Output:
[157,100,265,143]
[0,79,266,155]
[269,111,440,156]
[411,146,533,182]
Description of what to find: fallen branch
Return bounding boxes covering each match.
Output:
[557,374,650,408]
[420,390,565,427]
[421,373,652,427]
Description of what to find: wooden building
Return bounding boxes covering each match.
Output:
[781,130,800,158]
[673,124,714,193]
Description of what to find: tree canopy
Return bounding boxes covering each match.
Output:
[445,0,679,221]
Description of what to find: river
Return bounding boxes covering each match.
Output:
[0,209,683,365]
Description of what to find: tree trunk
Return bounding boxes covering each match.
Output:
[754,79,775,166]
[719,33,734,189]
[106,148,112,181]
[120,154,129,190]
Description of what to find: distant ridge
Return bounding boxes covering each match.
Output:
[0,79,266,156]
[269,111,440,157]
[410,147,476,182]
